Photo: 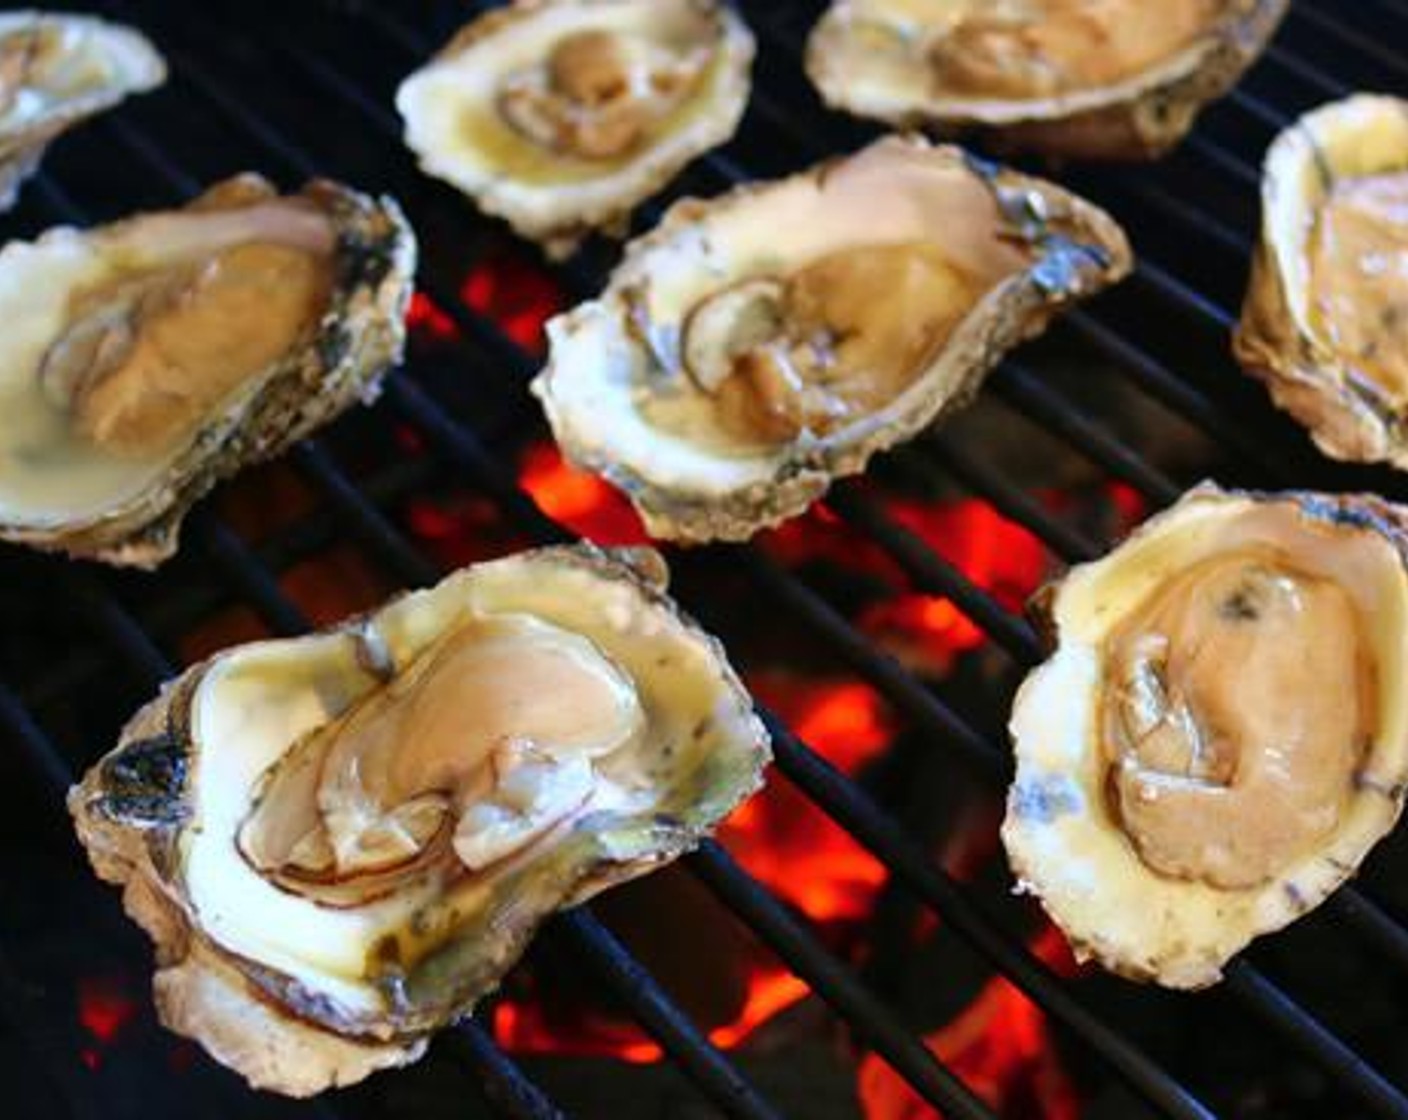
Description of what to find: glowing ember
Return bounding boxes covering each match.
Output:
[494,997,662,1064]
[763,492,1051,674]
[729,674,892,924]
[517,442,648,546]
[857,928,1082,1120]
[77,975,139,1071]
[494,965,811,1063]
[866,497,1046,673]
[300,426,1113,1087]
[405,493,516,570]
[406,290,460,346]
[460,250,562,354]
[792,679,894,771]
[490,675,890,1060]
[709,967,811,1048]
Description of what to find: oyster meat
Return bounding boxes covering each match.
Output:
[1004,485,1408,988]
[805,1,1289,160]
[70,544,770,1096]
[0,173,415,567]
[1235,94,1408,469]
[533,134,1130,543]
[395,0,754,257]
[0,12,165,210]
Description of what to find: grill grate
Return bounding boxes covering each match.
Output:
[3,2,1408,1118]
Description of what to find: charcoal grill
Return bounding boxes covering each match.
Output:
[4,2,1408,1118]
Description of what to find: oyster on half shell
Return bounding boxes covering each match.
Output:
[70,545,770,1097]
[805,0,1289,160]
[1235,94,1408,470]
[395,0,754,257]
[533,134,1131,543]
[1004,485,1408,988]
[0,11,165,210]
[0,174,415,567]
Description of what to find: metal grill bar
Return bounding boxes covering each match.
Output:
[18,111,1002,1120]
[0,676,352,1120]
[2,3,1406,1119]
[913,439,1102,564]
[825,484,1044,664]
[0,938,99,1120]
[988,364,1182,504]
[1289,5,1408,80]
[387,340,1216,1118]
[443,1023,569,1120]
[0,186,557,1120]
[1054,312,1284,483]
[222,0,1401,965]
[85,2,1408,1110]
[31,40,1210,1119]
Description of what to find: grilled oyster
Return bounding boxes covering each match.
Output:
[70,545,769,1096]
[0,12,165,210]
[805,1,1289,160]
[0,174,415,567]
[1004,485,1408,988]
[395,0,754,257]
[1235,95,1408,469]
[533,134,1130,543]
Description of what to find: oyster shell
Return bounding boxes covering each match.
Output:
[0,12,165,209]
[805,0,1289,160]
[0,173,415,567]
[533,134,1131,543]
[1235,94,1408,469]
[1003,485,1408,988]
[395,0,754,257]
[69,544,770,1096]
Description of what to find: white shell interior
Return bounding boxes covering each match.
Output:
[394,0,753,237]
[1260,94,1408,352]
[536,137,1032,500]
[181,550,762,1024]
[0,229,188,524]
[0,198,337,528]
[807,0,1223,125]
[0,11,164,142]
[1005,489,1408,986]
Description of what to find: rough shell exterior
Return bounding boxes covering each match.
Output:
[0,12,166,210]
[805,0,1289,160]
[1234,94,1408,469]
[1003,484,1408,988]
[0,175,416,567]
[69,544,770,1096]
[395,0,755,257]
[69,673,424,1095]
[534,135,1132,543]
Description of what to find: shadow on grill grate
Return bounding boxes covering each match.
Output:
[3,1,1408,1119]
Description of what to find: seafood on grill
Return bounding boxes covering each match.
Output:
[0,11,165,210]
[805,1,1289,160]
[533,134,1131,543]
[1235,94,1408,470]
[395,0,754,257]
[0,173,415,567]
[69,544,770,1096]
[1003,485,1408,988]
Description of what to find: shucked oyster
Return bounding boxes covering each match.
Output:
[0,174,415,567]
[0,12,165,210]
[1235,95,1408,470]
[806,1,1289,160]
[1004,485,1408,988]
[70,545,769,1096]
[395,0,754,257]
[534,134,1130,543]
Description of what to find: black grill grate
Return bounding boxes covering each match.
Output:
[3,2,1408,1118]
